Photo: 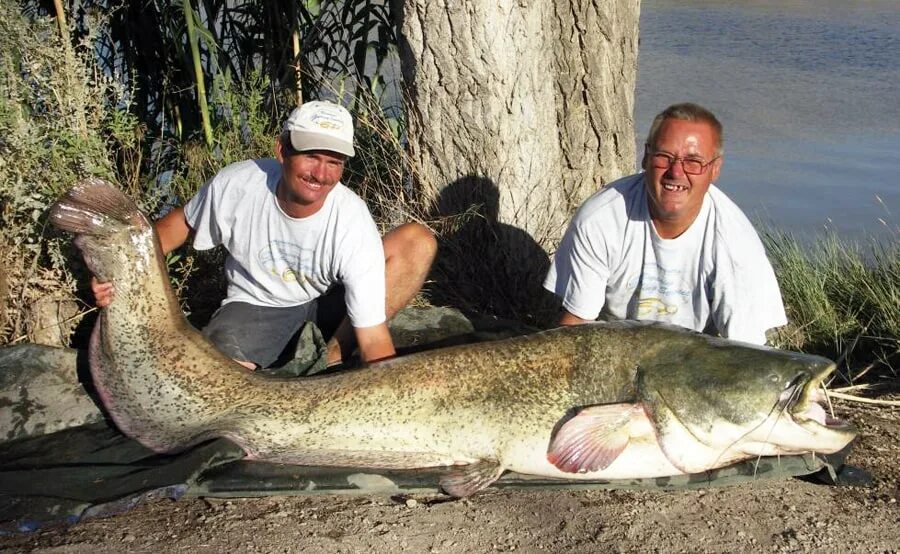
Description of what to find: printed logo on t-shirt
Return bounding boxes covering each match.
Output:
[629,263,691,319]
[258,241,317,286]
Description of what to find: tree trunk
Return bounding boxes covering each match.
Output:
[395,0,640,323]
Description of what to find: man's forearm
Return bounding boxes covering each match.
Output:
[355,323,396,363]
[154,206,191,255]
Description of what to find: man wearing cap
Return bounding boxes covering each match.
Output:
[544,102,786,345]
[94,100,436,369]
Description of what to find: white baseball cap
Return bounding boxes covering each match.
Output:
[282,101,355,157]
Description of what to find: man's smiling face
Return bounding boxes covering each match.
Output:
[642,118,722,238]
[275,138,346,218]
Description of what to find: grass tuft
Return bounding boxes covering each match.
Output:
[763,228,899,383]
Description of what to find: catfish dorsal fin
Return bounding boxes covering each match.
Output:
[547,404,645,474]
[50,177,148,236]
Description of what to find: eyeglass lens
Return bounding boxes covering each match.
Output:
[651,153,706,175]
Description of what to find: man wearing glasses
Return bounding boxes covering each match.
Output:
[544,103,786,345]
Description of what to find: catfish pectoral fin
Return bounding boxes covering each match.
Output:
[548,403,642,473]
[438,460,505,497]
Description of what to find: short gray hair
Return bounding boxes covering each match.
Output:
[646,103,724,156]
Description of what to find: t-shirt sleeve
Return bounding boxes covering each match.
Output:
[544,217,610,321]
[710,234,788,345]
[183,175,231,251]
[338,217,386,328]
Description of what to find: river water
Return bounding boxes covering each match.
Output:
[635,0,900,243]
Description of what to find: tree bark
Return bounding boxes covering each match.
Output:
[395,0,640,322]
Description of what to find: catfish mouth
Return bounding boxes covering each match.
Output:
[781,363,854,434]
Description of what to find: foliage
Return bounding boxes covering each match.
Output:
[22,0,399,144]
[764,229,899,381]
[0,2,125,344]
[2,0,407,346]
[4,1,897,373]
[341,87,426,230]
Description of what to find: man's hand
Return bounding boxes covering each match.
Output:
[91,277,114,308]
[354,322,396,364]
[559,310,592,326]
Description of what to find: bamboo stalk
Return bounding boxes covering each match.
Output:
[52,0,87,137]
[52,0,68,43]
[183,0,213,147]
[293,30,302,106]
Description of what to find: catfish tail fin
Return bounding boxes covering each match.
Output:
[50,177,149,236]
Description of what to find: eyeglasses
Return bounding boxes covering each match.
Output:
[649,151,719,175]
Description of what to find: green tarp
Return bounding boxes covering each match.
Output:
[0,421,853,534]
[0,312,865,534]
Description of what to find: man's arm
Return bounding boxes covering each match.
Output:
[92,206,192,307]
[545,209,611,329]
[354,322,396,363]
[155,206,191,255]
[559,310,593,326]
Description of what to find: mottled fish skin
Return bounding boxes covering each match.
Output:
[49,179,858,496]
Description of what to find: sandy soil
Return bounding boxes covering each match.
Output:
[1,395,897,553]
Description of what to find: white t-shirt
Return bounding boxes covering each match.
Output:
[184,158,387,328]
[544,173,787,345]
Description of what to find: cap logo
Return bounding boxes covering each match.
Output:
[283,101,355,157]
[311,113,343,130]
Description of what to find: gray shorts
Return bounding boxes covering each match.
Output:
[202,288,346,368]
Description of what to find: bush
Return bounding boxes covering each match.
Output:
[0,4,124,345]
[764,229,899,380]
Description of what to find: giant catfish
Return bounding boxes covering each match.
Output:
[49,179,856,497]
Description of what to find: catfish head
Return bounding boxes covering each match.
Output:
[636,334,857,474]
